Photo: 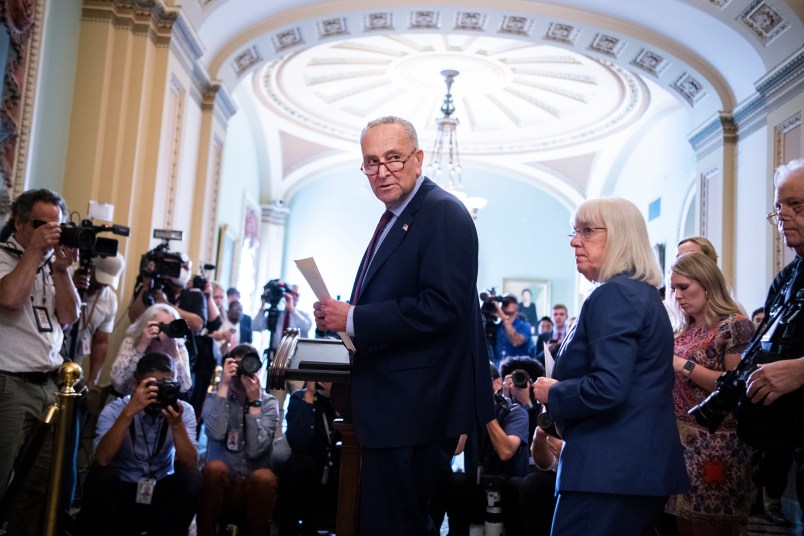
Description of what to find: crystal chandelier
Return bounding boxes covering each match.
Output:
[427,70,488,219]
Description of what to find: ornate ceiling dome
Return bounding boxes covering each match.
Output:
[256,33,648,155]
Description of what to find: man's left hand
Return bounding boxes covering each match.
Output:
[313,297,349,333]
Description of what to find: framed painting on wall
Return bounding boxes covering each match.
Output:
[502,278,551,325]
[236,194,262,314]
[216,224,236,289]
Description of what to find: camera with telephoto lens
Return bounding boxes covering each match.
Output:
[191,263,217,292]
[237,351,262,377]
[511,369,531,389]
[157,319,191,339]
[689,286,804,444]
[145,378,181,417]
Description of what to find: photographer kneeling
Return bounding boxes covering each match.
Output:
[431,363,530,535]
[78,352,202,535]
[197,344,279,536]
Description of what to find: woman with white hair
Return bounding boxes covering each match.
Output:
[533,198,689,535]
[109,303,192,396]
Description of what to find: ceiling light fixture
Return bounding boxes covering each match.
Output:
[427,69,487,220]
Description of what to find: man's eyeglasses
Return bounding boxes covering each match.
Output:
[767,201,803,225]
[568,226,606,239]
[360,149,418,177]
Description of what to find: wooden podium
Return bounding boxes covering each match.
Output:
[269,329,360,536]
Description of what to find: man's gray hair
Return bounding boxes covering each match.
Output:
[774,158,804,187]
[573,197,662,286]
[361,116,419,149]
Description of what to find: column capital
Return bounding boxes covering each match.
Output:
[262,201,290,225]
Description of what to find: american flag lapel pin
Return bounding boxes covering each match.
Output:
[402,223,409,232]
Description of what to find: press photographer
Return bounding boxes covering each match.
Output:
[690,159,804,454]
[198,344,279,536]
[431,363,529,535]
[0,189,81,534]
[109,304,194,398]
[253,279,312,354]
[482,292,533,367]
[128,230,207,334]
[78,352,202,535]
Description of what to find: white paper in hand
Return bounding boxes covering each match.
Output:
[543,341,555,378]
[294,257,355,352]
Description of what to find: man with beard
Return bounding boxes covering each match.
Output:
[197,344,279,536]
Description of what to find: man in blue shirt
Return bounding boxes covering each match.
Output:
[492,296,533,367]
[78,352,202,535]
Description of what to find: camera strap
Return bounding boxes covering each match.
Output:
[129,415,169,465]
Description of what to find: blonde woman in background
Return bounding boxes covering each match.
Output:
[666,252,754,536]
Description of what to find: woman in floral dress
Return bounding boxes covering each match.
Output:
[666,252,756,535]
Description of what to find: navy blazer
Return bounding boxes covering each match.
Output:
[548,274,689,496]
[351,178,495,449]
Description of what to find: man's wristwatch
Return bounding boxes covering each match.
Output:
[682,360,696,377]
[247,399,262,408]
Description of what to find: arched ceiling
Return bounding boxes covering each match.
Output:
[171,0,804,205]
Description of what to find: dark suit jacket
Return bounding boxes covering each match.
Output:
[239,314,252,344]
[351,178,495,449]
[548,273,689,496]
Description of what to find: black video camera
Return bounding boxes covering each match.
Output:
[236,351,262,377]
[60,218,129,266]
[138,230,186,306]
[479,288,505,346]
[145,378,181,417]
[262,279,290,307]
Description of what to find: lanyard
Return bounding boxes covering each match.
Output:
[129,415,169,465]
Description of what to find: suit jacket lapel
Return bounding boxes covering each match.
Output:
[357,178,435,302]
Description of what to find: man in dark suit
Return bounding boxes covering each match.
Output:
[313,116,494,535]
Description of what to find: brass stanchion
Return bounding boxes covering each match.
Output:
[43,362,83,536]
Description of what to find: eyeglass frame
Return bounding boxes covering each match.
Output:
[767,200,804,225]
[360,149,419,177]
[568,226,607,239]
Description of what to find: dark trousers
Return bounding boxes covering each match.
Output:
[359,436,457,536]
[197,460,278,536]
[431,469,524,535]
[519,470,557,536]
[551,491,667,536]
[78,464,202,536]
[277,453,338,536]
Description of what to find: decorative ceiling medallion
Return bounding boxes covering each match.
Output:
[738,0,789,45]
[703,0,732,8]
[589,33,626,58]
[631,49,670,77]
[410,11,440,29]
[672,73,707,106]
[317,18,348,39]
[365,12,393,32]
[500,15,532,36]
[544,23,580,45]
[272,28,304,52]
[232,46,262,75]
[455,12,487,32]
